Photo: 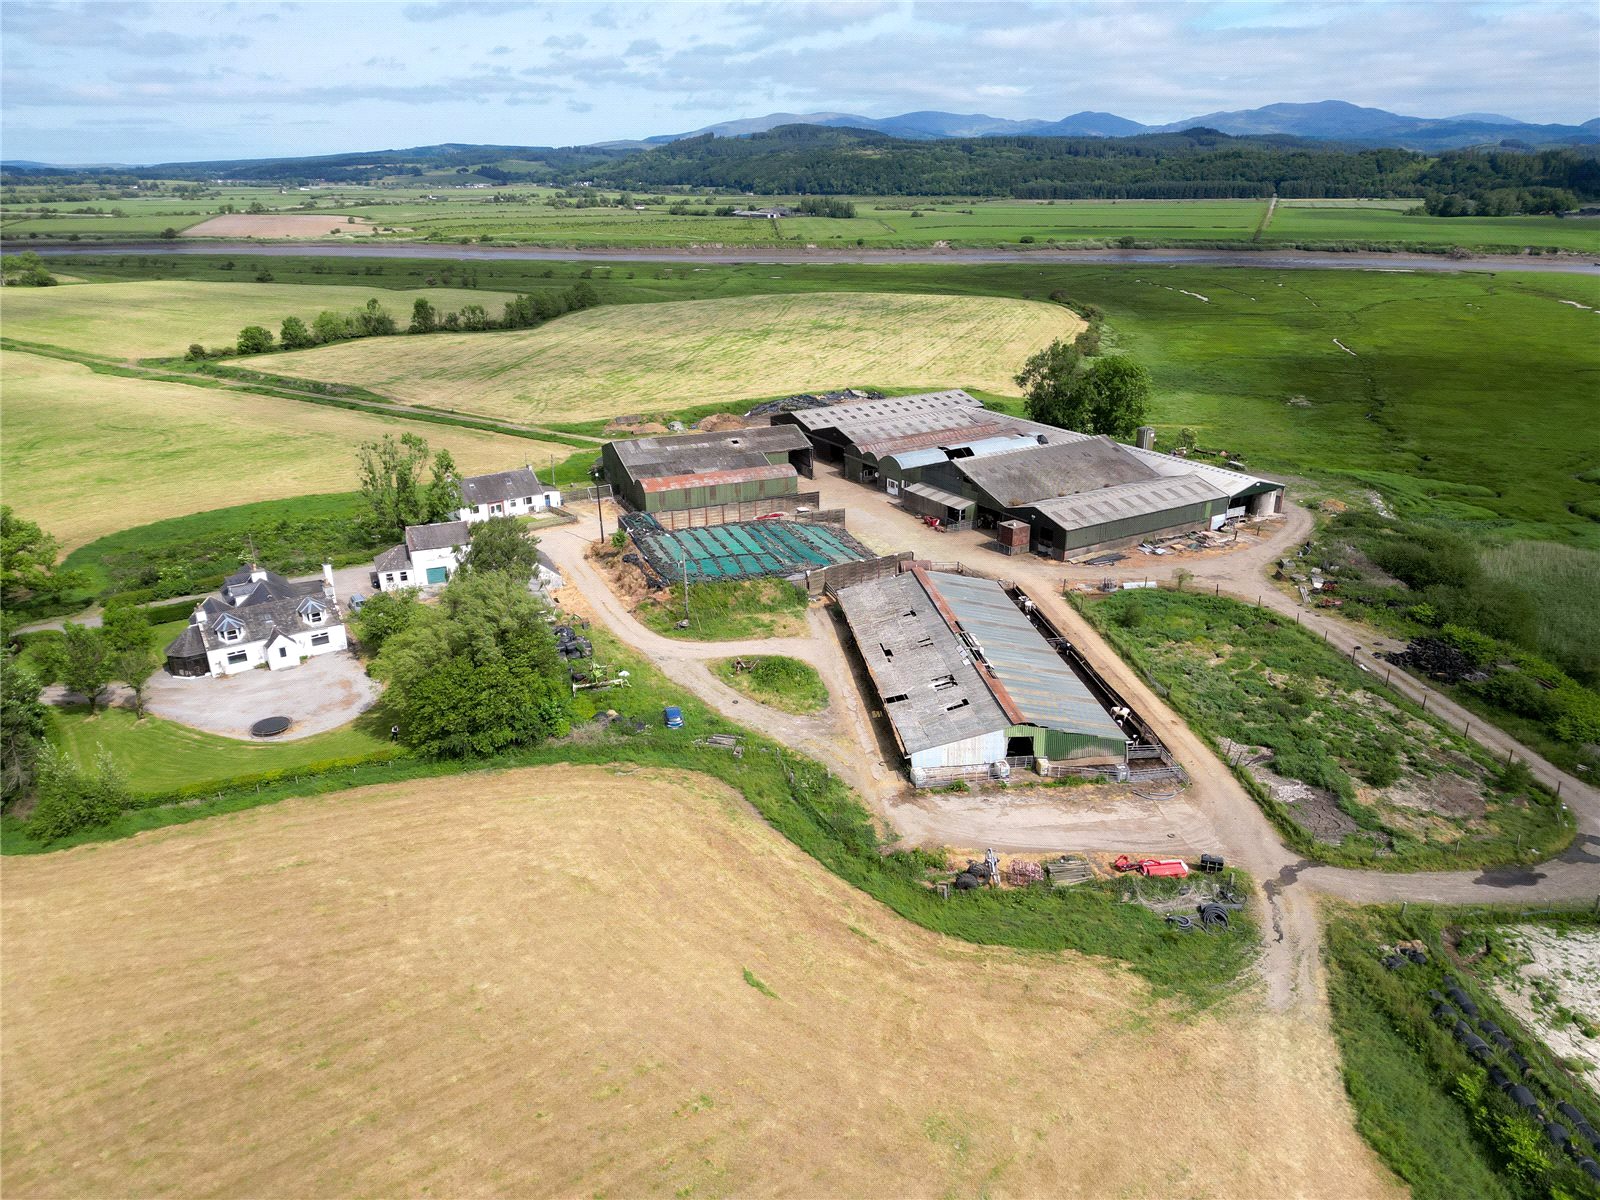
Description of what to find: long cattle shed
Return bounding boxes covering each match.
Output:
[774,390,1284,556]
[835,568,1131,786]
[601,425,815,515]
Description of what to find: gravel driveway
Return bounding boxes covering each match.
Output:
[146,653,381,741]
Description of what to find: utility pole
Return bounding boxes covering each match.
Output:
[595,491,605,542]
[682,557,691,623]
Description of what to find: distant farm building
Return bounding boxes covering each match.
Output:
[775,390,1284,556]
[835,568,1138,786]
[600,425,815,520]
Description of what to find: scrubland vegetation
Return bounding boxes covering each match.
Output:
[1081,590,1574,870]
[711,655,829,713]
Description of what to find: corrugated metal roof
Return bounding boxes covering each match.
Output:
[614,424,810,468]
[1120,443,1282,498]
[923,572,1126,743]
[1028,473,1228,530]
[903,482,974,511]
[834,573,1008,756]
[638,463,795,493]
[882,446,950,470]
[953,436,1157,508]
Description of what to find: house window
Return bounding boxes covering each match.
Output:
[523,496,534,506]
[307,610,322,623]
[221,627,240,642]
[226,651,248,665]
[399,571,409,582]
[311,633,331,647]
[490,503,503,514]
[472,505,482,514]
[278,646,289,658]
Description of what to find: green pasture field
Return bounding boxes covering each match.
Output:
[48,705,392,798]
[9,183,1592,251]
[0,279,517,360]
[0,347,569,550]
[1080,590,1574,870]
[48,251,1598,545]
[1267,202,1600,252]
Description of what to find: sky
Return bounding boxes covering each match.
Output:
[2,0,1597,164]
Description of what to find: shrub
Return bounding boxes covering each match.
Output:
[29,746,128,841]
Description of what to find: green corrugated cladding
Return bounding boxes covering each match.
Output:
[1007,724,1125,760]
[640,475,797,514]
[1042,496,1224,552]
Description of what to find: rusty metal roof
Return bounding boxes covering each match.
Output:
[638,463,796,493]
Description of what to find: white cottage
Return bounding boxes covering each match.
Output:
[454,466,561,523]
[373,520,471,591]
[164,564,348,678]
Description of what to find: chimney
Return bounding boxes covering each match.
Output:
[322,563,337,604]
[193,604,208,628]
[1135,426,1156,451]
[249,563,267,583]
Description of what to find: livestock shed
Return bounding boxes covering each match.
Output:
[912,435,1283,558]
[773,390,1074,486]
[835,568,1130,785]
[601,425,814,515]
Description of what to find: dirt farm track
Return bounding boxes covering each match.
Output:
[1,765,1398,1199]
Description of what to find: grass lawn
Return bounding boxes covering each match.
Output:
[1079,590,1574,870]
[710,655,828,713]
[0,279,517,361]
[262,291,1082,424]
[0,349,571,550]
[634,577,810,641]
[49,704,394,798]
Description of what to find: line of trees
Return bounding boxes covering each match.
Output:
[194,281,603,361]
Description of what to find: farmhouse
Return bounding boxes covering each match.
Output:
[373,520,471,591]
[836,568,1131,785]
[773,390,1284,555]
[600,424,815,518]
[164,564,347,678]
[453,465,560,523]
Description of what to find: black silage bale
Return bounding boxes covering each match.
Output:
[1509,1085,1538,1110]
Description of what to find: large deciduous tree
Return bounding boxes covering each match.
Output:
[374,572,569,758]
[279,315,315,349]
[1,648,48,807]
[1016,339,1087,430]
[1081,356,1152,441]
[52,623,114,714]
[236,324,274,354]
[356,434,460,540]
[461,517,540,579]
[1,507,82,610]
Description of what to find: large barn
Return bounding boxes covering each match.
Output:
[835,568,1131,785]
[775,390,1284,556]
[600,425,814,516]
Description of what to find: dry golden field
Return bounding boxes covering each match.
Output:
[0,280,516,360]
[0,350,569,549]
[0,765,1397,1199]
[266,292,1084,423]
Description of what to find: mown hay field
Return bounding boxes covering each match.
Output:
[266,292,1084,423]
[0,764,1397,1199]
[0,280,516,360]
[0,350,567,549]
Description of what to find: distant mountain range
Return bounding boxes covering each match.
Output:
[641,100,1599,152]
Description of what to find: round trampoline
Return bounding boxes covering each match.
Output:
[250,716,292,738]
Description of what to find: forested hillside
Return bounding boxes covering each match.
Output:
[584,126,1600,210]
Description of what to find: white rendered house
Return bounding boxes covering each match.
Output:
[454,466,561,523]
[164,564,348,677]
[373,520,471,591]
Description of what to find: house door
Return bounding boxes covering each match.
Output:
[426,566,449,585]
